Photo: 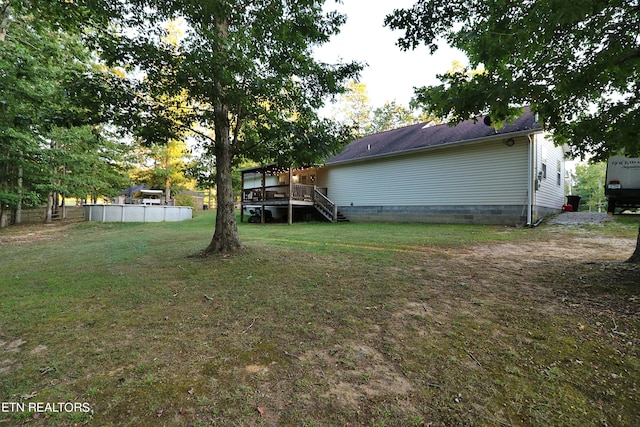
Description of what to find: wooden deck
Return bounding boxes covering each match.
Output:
[239,165,346,224]
[243,184,315,204]
[241,183,338,223]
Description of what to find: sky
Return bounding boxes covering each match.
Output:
[314,0,468,110]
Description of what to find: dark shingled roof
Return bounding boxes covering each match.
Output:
[327,107,542,165]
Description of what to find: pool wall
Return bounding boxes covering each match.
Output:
[83,204,193,222]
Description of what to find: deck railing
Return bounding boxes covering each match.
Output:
[291,184,314,201]
[243,184,289,202]
[243,184,317,202]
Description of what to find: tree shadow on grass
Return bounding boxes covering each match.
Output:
[555,261,640,317]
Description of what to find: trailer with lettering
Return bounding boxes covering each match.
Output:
[605,155,640,214]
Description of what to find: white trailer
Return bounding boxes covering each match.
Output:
[605,155,640,214]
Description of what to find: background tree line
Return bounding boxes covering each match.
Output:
[0,8,127,226]
[1,6,229,226]
[331,81,437,138]
[570,162,607,213]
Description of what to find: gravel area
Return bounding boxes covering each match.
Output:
[546,211,613,225]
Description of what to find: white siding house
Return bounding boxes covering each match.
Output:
[241,108,567,225]
[316,109,567,225]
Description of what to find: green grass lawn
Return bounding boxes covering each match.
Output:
[0,213,638,426]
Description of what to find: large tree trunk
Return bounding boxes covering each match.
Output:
[165,177,171,205]
[204,14,242,255]
[0,3,9,42]
[1,159,8,227]
[15,163,22,224]
[0,205,8,228]
[628,224,640,263]
[61,194,66,219]
[204,102,242,255]
[45,192,53,223]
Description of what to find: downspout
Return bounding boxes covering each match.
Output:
[240,171,245,223]
[527,134,534,226]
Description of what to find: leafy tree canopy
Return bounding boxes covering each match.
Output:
[330,81,434,137]
[77,0,363,163]
[370,100,434,135]
[11,0,362,164]
[0,4,129,220]
[571,161,606,212]
[385,0,640,161]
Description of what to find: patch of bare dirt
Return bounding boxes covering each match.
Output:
[0,221,80,246]
[302,344,413,408]
[468,236,634,264]
[449,233,638,319]
[0,337,26,374]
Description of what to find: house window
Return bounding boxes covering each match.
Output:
[299,173,315,184]
[557,160,562,186]
[541,147,547,179]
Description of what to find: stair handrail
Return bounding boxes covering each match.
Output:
[313,187,337,222]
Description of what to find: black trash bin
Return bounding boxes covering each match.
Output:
[566,195,581,212]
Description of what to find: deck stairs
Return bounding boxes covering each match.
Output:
[335,211,349,222]
[313,188,348,223]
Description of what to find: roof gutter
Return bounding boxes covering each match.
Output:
[325,128,544,167]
